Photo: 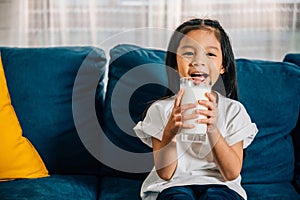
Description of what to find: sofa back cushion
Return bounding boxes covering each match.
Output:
[100,44,168,178]
[0,47,106,175]
[284,53,300,67]
[0,55,48,180]
[283,53,300,193]
[236,59,299,186]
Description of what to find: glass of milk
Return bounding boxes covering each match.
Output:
[180,77,211,143]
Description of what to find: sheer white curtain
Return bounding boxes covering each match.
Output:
[9,0,173,47]
[0,0,28,46]
[1,0,300,61]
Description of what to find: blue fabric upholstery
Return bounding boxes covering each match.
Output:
[236,59,299,183]
[283,53,300,193]
[244,182,300,200]
[98,177,143,200]
[291,104,300,194]
[236,58,300,199]
[0,47,106,175]
[284,53,300,67]
[104,44,167,152]
[100,44,167,178]
[0,175,99,200]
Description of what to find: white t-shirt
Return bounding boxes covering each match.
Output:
[133,92,258,200]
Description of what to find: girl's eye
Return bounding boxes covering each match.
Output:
[182,51,194,56]
[207,52,216,57]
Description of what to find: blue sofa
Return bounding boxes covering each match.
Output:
[0,44,299,200]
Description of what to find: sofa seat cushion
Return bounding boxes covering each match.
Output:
[244,182,300,200]
[99,177,142,200]
[0,47,106,175]
[0,175,99,200]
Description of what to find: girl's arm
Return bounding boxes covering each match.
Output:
[198,92,243,181]
[152,89,197,180]
[211,135,243,181]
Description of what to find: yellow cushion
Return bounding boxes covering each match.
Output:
[0,54,49,181]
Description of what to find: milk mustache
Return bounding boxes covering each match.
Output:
[180,77,211,143]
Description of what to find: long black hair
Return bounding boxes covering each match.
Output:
[165,18,238,100]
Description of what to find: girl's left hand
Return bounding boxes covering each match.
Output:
[197,92,219,134]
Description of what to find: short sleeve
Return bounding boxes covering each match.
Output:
[224,100,258,148]
[133,99,173,148]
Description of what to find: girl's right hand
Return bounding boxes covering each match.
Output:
[163,89,197,139]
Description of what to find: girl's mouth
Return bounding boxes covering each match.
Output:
[190,73,209,82]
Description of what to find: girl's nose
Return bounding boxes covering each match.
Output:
[190,57,206,67]
[190,51,208,67]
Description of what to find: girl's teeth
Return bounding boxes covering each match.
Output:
[191,73,208,78]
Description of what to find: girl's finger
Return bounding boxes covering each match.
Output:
[181,123,195,129]
[174,112,182,121]
[198,117,214,125]
[198,100,214,110]
[173,106,182,116]
[181,103,197,112]
[196,109,212,117]
[206,92,216,103]
[175,89,184,107]
[182,113,199,121]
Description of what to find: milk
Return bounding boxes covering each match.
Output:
[180,79,210,143]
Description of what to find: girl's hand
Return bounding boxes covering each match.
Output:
[197,92,219,134]
[164,89,197,139]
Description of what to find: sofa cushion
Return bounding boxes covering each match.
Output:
[0,175,99,200]
[236,59,299,187]
[100,44,168,177]
[291,104,300,194]
[283,53,300,193]
[244,182,300,200]
[0,47,106,175]
[0,55,48,180]
[283,53,300,67]
[98,177,142,200]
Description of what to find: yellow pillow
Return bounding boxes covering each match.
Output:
[0,54,49,181]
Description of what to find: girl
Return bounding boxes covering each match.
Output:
[134,18,257,200]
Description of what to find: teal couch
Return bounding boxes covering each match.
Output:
[0,44,299,200]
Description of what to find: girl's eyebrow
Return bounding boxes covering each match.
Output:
[179,45,195,49]
[180,45,219,51]
[206,46,220,51]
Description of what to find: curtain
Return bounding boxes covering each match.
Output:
[1,0,300,61]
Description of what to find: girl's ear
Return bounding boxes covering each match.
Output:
[220,66,225,74]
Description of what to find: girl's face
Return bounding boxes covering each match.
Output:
[176,29,224,85]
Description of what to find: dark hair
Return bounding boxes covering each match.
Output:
[165,18,238,100]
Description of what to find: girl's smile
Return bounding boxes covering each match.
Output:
[191,72,209,82]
